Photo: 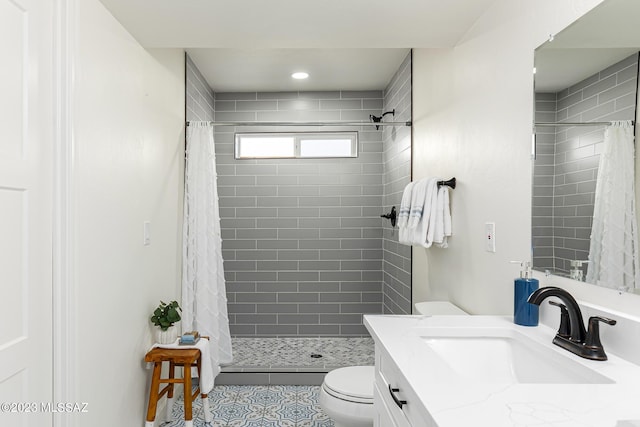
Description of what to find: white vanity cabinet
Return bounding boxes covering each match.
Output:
[365,314,640,427]
[373,344,434,427]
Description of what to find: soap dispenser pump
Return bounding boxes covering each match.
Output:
[569,260,588,282]
[510,261,539,326]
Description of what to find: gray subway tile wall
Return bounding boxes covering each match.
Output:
[215,90,386,337]
[533,53,639,275]
[186,54,215,122]
[382,53,413,314]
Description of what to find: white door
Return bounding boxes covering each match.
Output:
[0,0,54,425]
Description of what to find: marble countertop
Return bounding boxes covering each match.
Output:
[364,314,640,427]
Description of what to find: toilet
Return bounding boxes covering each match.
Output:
[319,365,375,427]
[319,301,468,427]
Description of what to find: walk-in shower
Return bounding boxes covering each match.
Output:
[185,52,412,383]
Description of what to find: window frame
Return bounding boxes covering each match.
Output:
[234,131,359,159]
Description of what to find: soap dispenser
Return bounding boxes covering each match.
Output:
[569,260,588,282]
[511,261,539,326]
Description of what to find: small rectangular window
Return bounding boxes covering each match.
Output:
[235,132,358,159]
[235,135,295,158]
[299,137,355,158]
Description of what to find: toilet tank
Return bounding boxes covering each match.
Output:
[414,301,468,315]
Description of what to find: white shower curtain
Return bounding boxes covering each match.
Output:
[586,121,640,291]
[182,121,233,379]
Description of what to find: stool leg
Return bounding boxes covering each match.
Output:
[168,361,176,397]
[184,363,193,423]
[145,362,162,425]
[196,356,213,424]
[166,361,176,420]
[196,356,202,389]
[202,394,212,424]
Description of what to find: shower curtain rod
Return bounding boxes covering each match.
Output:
[186,120,412,128]
[535,120,635,127]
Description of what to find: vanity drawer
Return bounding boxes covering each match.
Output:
[374,382,410,427]
[375,347,435,427]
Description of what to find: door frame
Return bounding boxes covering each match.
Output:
[52,0,77,425]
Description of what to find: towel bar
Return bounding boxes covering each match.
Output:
[437,177,456,189]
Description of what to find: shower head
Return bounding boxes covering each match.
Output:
[369,109,396,130]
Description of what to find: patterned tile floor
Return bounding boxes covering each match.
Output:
[163,385,334,427]
[222,337,374,372]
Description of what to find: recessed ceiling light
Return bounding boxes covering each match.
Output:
[291,72,309,80]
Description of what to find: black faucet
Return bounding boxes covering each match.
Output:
[527,286,616,361]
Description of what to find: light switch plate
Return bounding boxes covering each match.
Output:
[144,221,151,246]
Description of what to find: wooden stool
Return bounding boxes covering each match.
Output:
[144,347,211,427]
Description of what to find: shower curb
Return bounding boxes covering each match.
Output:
[217,370,327,385]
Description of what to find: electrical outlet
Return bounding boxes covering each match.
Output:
[485,222,495,252]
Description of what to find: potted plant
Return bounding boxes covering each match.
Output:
[150,300,181,344]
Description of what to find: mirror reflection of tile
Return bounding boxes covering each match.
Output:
[533,0,640,289]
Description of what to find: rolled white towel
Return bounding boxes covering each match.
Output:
[398,181,415,245]
[408,178,429,229]
[443,186,451,237]
[433,186,451,248]
[414,178,439,247]
[397,181,414,229]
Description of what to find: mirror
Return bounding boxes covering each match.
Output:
[532,0,640,291]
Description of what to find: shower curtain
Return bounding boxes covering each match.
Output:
[586,121,640,291]
[182,121,233,379]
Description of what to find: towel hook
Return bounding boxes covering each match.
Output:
[380,206,397,227]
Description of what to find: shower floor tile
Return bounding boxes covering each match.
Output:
[222,337,374,372]
[163,385,334,427]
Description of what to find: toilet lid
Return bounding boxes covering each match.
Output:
[323,366,374,402]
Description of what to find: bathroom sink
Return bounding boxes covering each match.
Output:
[419,327,613,384]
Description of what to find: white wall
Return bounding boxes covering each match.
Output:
[72,0,184,425]
[409,0,640,315]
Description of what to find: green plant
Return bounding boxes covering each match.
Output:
[150,300,181,331]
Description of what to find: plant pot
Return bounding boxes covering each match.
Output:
[155,326,178,345]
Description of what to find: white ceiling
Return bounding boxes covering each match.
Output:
[98,0,497,91]
[98,0,497,49]
[535,0,640,92]
[98,0,640,93]
[185,49,411,92]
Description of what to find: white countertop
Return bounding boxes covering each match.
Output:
[364,314,640,427]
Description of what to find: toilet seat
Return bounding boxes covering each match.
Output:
[322,366,374,404]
